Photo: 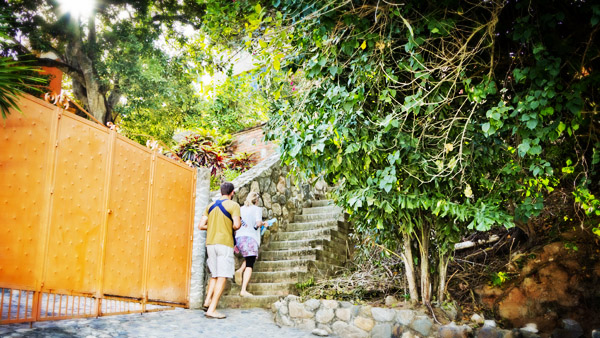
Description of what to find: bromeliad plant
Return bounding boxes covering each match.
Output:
[173,135,226,176]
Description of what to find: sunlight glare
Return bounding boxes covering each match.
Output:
[57,0,95,19]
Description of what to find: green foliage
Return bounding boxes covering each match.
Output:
[173,135,227,176]
[0,57,45,118]
[491,271,510,287]
[295,276,315,292]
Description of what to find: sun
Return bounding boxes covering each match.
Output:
[57,0,95,19]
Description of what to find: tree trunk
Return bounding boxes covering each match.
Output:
[400,232,419,301]
[437,252,450,303]
[65,22,110,124]
[419,224,431,304]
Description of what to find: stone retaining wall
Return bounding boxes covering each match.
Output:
[273,296,439,338]
[189,168,211,309]
[272,296,556,338]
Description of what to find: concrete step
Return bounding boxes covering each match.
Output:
[267,238,324,250]
[251,270,305,283]
[311,199,334,207]
[254,259,310,272]
[261,247,317,261]
[286,220,338,231]
[229,282,297,296]
[294,212,340,222]
[302,206,343,215]
[218,295,282,309]
[273,228,333,241]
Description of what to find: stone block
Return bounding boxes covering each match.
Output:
[316,308,335,324]
[336,308,352,322]
[276,313,293,327]
[358,305,373,318]
[297,318,316,331]
[277,176,286,193]
[305,299,321,311]
[477,326,499,338]
[322,300,339,309]
[263,193,272,208]
[312,328,329,337]
[396,309,415,326]
[317,324,333,335]
[354,316,375,332]
[280,303,288,315]
[289,301,313,319]
[332,321,368,338]
[410,316,433,336]
[250,180,260,193]
[272,203,282,216]
[372,307,396,322]
[439,322,470,338]
[385,296,398,307]
[340,301,353,308]
[372,324,392,338]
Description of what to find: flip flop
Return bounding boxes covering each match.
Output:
[205,313,226,319]
[202,305,209,311]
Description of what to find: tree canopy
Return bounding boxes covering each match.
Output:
[252,0,600,303]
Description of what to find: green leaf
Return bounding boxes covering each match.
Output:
[273,58,281,71]
[526,119,538,130]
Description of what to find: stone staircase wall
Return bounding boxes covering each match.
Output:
[213,154,353,309]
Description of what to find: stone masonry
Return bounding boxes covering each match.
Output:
[211,154,352,309]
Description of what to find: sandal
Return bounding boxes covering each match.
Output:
[205,312,226,319]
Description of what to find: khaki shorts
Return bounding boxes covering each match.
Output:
[206,244,234,278]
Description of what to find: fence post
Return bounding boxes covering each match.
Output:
[189,168,211,309]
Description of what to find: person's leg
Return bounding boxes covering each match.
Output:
[205,244,234,318]
[206,277,227,316]
[240,256,256,297]
[204,245,218,308]
[203,277,216,308]
[235,260,246,285]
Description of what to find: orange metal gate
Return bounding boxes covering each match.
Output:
[0,95,196,324]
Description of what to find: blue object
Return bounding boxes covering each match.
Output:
[261,218,277,235]
[208,199,233,222]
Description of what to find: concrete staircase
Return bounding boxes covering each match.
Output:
[218,199,351,308]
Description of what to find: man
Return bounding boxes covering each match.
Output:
[197,182,241,319]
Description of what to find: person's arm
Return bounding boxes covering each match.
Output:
[198,215,208,230]
[232,215,241,230]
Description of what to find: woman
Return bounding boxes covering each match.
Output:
[234,191,264,297]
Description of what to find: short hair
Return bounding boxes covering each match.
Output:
[221,182,235,195]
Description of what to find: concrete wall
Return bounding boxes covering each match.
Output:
[189,168,211,309]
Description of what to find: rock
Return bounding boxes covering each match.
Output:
[263,193,272,208]
[305,299,321,311]
[282,207,289,220]
[471,313,485,325]
[276,313,293,326]
[317,324,333,335]
[272,203,282,216]
[441,302,460,321]
[592,329,600,338]
[372,323,393,338]
[551,319,584,338]
[385,296,398,307]
[503,329,523,338]
[322,300,339,309]
[312,328,329,337]
[477,326,499,338]
[396,309,415,326]
[483,320,496,327]
[340,301,353,308]
[410,316,433,337]
[277,176,286,194]
[359,305,373,318]
[289,301,314,319]
[250,180,260,193]
[316,308,335,324]
[439,322,469,338]
[332,321,368,338]
[372,307,396,322]
[336,308,352,321]
[280,303,288,315]
[353,316,375,332]
[297,319,316,330]
[521,323,538,333]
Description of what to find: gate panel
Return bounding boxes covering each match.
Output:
[146,157,194,304]
[44,114,109,293]
[0,98,55,289]
[102,136,152,298]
